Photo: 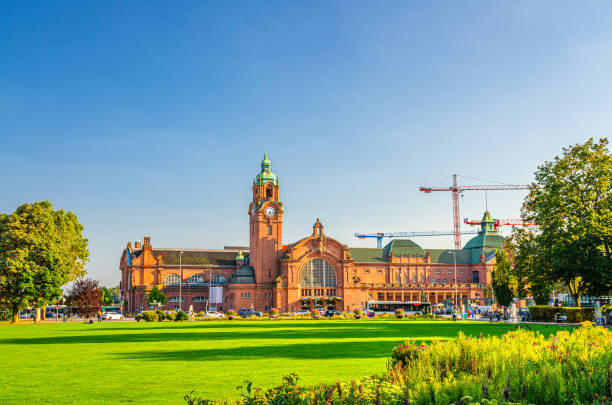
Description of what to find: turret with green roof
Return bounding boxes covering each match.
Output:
[254,150,278,185]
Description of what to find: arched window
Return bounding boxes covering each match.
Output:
[193,297,207,302]
[188,274,204,284]
[168,297,186,302]
[211,274,226,285]
[164,274,180,286]
[299,259,336,287]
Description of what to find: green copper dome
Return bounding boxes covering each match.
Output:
[235,251,244,261]
[254,150,278,185]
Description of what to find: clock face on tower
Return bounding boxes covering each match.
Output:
[264,206,276,218]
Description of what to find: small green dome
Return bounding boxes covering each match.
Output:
[254,150,278,185]
[236,251,244,261]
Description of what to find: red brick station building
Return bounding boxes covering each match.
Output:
[120,153,503,314]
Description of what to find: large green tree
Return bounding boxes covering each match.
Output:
[0,201,89,323]
[522,138,611,305]
[492,249,517,307]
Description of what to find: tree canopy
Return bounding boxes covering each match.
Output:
[492,249,517,307]
[0,201,89,322]
[521,138,611,304]
[67,278,101,319]
[147,285,166,307]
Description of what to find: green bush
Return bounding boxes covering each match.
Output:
[309,309,321,317]
[165,312,176,321]
[156,310,165,321]
[140,311,159,322]
[268,308,279,317]
[175,310,189,321]
[528,305,557,321]
[529,305,595,322]
[562,307,594,322]
[134,314,142,322]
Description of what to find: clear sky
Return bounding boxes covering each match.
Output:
[1,2,611,286]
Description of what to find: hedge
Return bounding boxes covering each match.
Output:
[528,305,594,322]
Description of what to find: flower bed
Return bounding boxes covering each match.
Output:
[187,323,612,404]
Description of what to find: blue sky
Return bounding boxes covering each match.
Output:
[1,2,611,286]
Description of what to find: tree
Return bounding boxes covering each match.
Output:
[522,138,612,304]
[147,285,166,308]
[506,228,553,305]
[66,278,102,319]
[101,287,113,306]
[492,249,517,307]
[0,201,89,323]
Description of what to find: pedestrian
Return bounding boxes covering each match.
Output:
[452,308,457,322]
[97,310,102,322]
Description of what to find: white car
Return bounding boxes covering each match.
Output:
[203,311,225,318]
[102,312,124,320]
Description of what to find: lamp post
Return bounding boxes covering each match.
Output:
[179,251,184,312]
[449,252,458,310]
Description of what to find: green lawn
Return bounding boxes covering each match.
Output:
[0,320,570,404]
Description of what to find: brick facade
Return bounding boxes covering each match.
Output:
[119,153,500,314]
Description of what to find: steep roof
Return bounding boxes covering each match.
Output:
[130,248,246,266]
[348,248,387,263]
[383,239,425,257]
[349,233,502,264]
[230,266,256,284]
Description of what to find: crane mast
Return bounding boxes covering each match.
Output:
[420,174,530,249]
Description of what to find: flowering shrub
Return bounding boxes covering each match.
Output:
[353,309,364,318]
[226,309,237,318]
[310,309,321,317]
[187,324,612,404]
[140,311,159,322]
[268,308,279,317]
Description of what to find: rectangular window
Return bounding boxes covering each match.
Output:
[421,275,425,283]
[396,274,400,282]
[404,275,409,282]
[437,279,441,284]
[436,270,441,274]
[448,271,453,275]
[472,271,480,283]
[268,226,272,235]
[443,279,447,284]
[413,275,417,282]
[460,270,465,275]
[365,269,370,273]
[377,269,383,274]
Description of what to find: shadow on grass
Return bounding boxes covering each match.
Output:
[0,322,538,346]
[112,339,427,362]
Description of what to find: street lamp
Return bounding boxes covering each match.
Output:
[449,251,458,310]
[179,251,184,312]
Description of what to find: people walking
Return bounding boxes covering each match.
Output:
[452,308,457,322]
[97,310,102,322]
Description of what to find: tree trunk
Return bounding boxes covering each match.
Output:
[568,278,582,308]
[41,308,47,321]
[12,308,19,324]
[34,307,40,323]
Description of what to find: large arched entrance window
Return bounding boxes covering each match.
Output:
[299,259,337,309]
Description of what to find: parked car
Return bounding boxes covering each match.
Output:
[102,312,124,320]
[554,312,567,323]
[203,311,225,318]
[237,308,262,318]
[518,308,531,322]
[324,310,341,317]
[292,310,310,316]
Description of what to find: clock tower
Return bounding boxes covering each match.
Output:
[248,151,283,285]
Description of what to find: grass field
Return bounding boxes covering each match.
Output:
[0,320,570,404]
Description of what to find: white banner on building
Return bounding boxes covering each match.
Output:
[210,286,223,304]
